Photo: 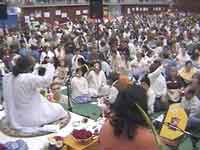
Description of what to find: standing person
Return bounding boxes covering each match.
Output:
[3,55,68,132]
[148,60,167,112]
[140,75,156,115]
[99,84,159,150]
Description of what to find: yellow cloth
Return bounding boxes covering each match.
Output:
[178,67,197,82]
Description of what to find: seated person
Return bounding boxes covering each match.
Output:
[48,81,68,108]
[181,86,200,129]
[166,66,184,103]
[191,72,200,99]
[55,59,69,84]
[77,57,89,77]
[99,84,159,150]
[87,61,108,96]
[71,68,91,103]
[178,61,197,85]
[3,55,68,132]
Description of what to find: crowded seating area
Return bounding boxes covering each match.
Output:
[0,10,200,150]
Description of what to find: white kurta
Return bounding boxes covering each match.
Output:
[87,70,107,96]
[148,65,167,97]
[3,63,67,132]
[71,76,89,99]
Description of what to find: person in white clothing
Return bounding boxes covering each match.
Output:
[87,61,108,96]
[71,68,91,103]
[148,60,167,112]
[40,43,55,63]
[140,75,156,115]
[3,56,68,133]
[71,49,84,72]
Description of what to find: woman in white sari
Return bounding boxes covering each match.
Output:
[87,61,108,96]
[3,56,68,132]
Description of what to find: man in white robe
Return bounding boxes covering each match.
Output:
[3,56,68,133]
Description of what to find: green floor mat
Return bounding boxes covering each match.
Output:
[60,101,101,121]
[61,87,101,120]
[70,103,101,120]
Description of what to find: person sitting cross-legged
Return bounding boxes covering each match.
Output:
[71,68,91,103]
[3,55,68,133]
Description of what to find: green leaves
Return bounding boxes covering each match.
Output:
[135,103,165,150]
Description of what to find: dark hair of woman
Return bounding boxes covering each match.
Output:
[140,74,151,87]
[110,84,148,140]
[99,53,106,62]
[149,60,161,73]
[185,60,192,66]
[12,55,35,77]
[94,60,102,70]
[53,56,60,69]
[77,57,86,66]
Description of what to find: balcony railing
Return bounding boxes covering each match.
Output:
[7,0,169,6]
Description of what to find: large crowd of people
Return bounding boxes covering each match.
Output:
[0,10,200,149]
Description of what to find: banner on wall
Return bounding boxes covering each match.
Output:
[0,7,19,28]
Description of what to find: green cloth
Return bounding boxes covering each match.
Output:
[61,87,101,120]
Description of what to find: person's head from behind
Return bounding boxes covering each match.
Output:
[114,75,133,91]
[77,57,86,66]
[184,86,196,100]
[110,84,148,140]
[149,60,161,73]
[100,41,106,47]
[140,75,150,91]
[184,61,193,72]
[12,55,35,77]
[99,53,106,62]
